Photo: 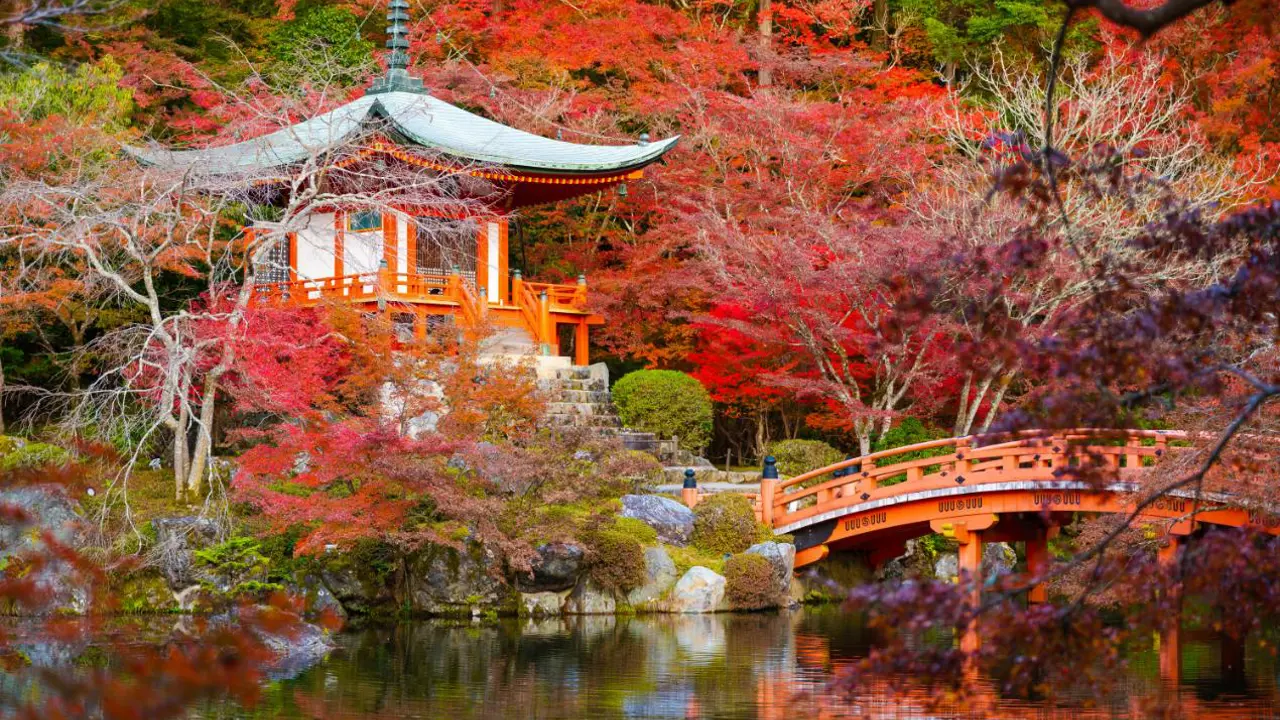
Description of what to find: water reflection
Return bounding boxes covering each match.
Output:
[194,608,1276,719]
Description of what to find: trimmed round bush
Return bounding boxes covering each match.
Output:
[765,439,843,477]
[584,529,647,592]
[612,370,713,452]
[724,552,778,609]
[691,494,757,555]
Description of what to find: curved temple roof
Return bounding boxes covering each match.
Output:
[127,91,679,177]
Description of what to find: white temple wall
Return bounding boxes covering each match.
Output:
[295,212,336,281]
[345,227,382,274]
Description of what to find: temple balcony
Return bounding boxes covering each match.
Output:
[252,267,602,366]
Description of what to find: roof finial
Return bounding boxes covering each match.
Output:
[367,0,427,95]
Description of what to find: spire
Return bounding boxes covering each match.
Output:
[367,0,426,95]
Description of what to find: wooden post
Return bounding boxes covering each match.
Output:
[414,308,427,341]
[287,232,297,282]
[760,455,778,526]
[1158,535,1183,684]
[1025,526,1051,604]
[1124,437,1142,470]
[574,321,589,366]
[681,468,699,509]
[959,530,983,654]
[512,269,523,303]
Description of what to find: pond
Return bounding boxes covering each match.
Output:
[186,606,1279,719]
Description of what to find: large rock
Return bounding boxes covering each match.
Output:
[627,546,678,607]
[151,516,222,590]
[620,494,695,546]
[521,590,569,616]
[746,541,796,602]
[516,542,585,592]
[406,541,507,616]
[563,579,616,615]
[0,486,89,614]
[668,566,725,613]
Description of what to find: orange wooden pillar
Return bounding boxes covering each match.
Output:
[932,514,998,655]
[1158,535,1183,685]
[574,321,589,366]
[681,468,699,508]
[1025,525,1057,604]
[759,455,779,526]
[959,531,983,654]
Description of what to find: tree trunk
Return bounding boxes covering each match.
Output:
[872,0,889,51]
[757,0,773,88]
[173,404,190,501]
[186,372,225,499]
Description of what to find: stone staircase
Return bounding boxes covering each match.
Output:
[539,365,623,434]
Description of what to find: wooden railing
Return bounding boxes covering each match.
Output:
[758,429,1192,529]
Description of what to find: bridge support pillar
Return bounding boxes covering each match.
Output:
[1025,525,1057,604]
[958,530,983,655]
[1158,535,1184,685]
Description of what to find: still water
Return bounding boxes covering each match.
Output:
[195,607,1279,719]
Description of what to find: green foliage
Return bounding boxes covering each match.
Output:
[766,439,844,477]
[724,552,777,609]
[691,494,757,555]
[148,0,257,60]
[194,536,270,595]
[0,437,70,471]
[267,6,374,86]
[612,516,659,546]
[666,543,726,576]
[872,417,946,453]
[612,370,713,452]
[0,57,133,130]
[583,529,646,592]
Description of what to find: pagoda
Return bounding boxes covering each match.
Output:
[129,0,677,367]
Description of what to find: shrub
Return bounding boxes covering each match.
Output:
[872,417,947,454]
[765,439,844,477]
[612,370,713,452]
[194,536,274,596]
[584,529,647,592]
[0,437,70,471]
[724,553,778,609]
[692,494,758,555]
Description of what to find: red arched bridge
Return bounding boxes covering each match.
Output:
[682,429,1279,597]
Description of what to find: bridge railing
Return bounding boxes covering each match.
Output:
[762,429,1191,529]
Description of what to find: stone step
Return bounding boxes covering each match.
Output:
[545,413,623,428]
[554,366,592,380]
[546,401,616,416]
[557,389,611,404]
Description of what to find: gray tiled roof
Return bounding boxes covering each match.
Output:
[127,91,678,175]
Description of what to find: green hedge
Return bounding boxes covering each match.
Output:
[765,439,844,477]
[612,370,713,452]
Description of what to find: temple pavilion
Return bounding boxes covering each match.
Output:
[130,0,677,368]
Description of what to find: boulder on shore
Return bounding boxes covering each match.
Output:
[620,494,695,546]
[745,541,796,603]
[516,542,585,593]
[668,566,725,613]
[627,546,678,607]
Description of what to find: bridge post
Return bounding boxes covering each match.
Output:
[681,468,699,509]
[760,456,778,526]
[1025,526,1057,604]
[1158,535,1183,684]
[958,529,983,654]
